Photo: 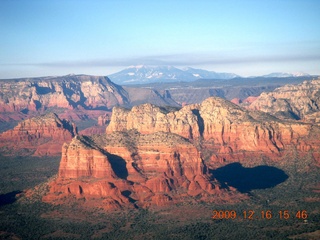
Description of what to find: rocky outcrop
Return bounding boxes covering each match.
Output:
[78,126,106,136]
[0,75,180,125]
[242,96,258,104]
[43,94,320,210]
[249,79,320,120]
[97,113,111,126]
[59,136,115,179]
[0,75,129,113]
[106,97,320,158]
[231,98,241,104]
[58,109,111,122]
[0,113,76,156]
[74,113,111,136]
[44,131,223,209]
[106,104,198,139]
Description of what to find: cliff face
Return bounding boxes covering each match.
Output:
[106,104,198,139]
[107,97,318,157]
[59,136,116,179]
[97,113,111,126]
[44,131,223,210]
[0,113,76,156]
[0,75,129,113]
[0,75,181,125]
[249,79,320,121]
[43,94,320,210]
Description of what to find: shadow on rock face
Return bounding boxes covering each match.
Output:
[211,163,289,193]
[0,191,22,207]
[107,153,128,180]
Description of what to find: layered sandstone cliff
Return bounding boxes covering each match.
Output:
[249,79,320,121]
[43,95,320,210]
[0,75,129,113]
[97,113,111,126]
[0,113,76,155]
[0,75,180,125]
[106,97,319,158]
[44,131,223,209]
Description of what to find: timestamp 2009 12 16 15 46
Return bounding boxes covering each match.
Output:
[212,210,308,220]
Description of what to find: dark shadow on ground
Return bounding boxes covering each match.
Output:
[0,191,22,207]
[211,163,288,193]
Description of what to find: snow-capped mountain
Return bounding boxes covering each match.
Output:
[108,65,239,84]
[183,67,239,80]
[262,72,310,78]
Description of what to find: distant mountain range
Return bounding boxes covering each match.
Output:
[260,72,310,78]
[108,65,312,85]
[108,65,239,84]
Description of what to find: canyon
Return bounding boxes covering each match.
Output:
[0,75,314,124]
[1,75,320,210]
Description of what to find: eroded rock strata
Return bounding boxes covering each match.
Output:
[0,75,129,112]
[107,97,320,160]
[44,96,320,210]
[249,79,320,121]
[0,113,76,156]
[44,132,227,210]
[0,75,180,124]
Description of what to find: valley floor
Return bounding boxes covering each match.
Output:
[0,155,319,240]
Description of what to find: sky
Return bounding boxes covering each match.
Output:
[0,0,319,79]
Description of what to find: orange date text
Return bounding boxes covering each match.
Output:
[212,210,308,220]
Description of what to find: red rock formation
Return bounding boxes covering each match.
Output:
[74,113,111,136]
[43,135,133,210]
[106,104,200,139]
[58,109,111,122]
[43,131,223,209]
[97,113,111,126]
[249,79,320,120]
[0,112,32,122]
[43,94,320,210]
[78,126,106,136]
[231,98,241,104]
[59,136,115,179]
[242,96,258,104]
[0,75,129,114]
[0,113,76,156]
[0,75,179,124]
[106,97,320,159]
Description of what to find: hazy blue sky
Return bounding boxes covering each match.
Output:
[0,0,319,78]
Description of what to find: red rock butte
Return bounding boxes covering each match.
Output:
[43,96,320,210]
[0,112,77,156]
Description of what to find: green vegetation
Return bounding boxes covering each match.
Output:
[0,120,19,133]
[0,153,319,239]
[0,154,60,194]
